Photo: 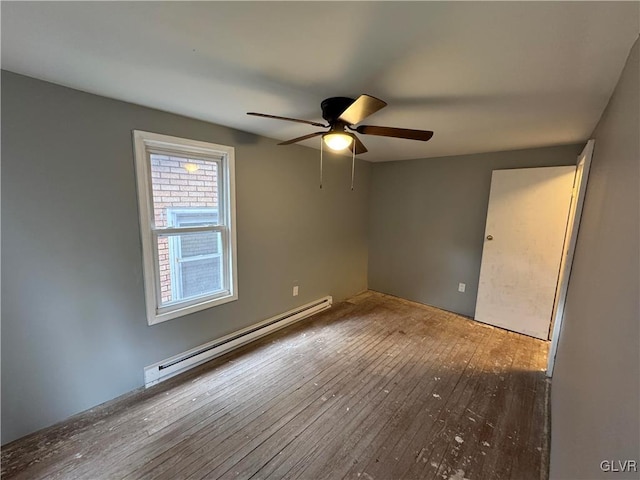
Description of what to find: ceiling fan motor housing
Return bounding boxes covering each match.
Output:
[321,97,355,124]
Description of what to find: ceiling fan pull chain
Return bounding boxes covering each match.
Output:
[320,138,323,189]
[351,147,355,191]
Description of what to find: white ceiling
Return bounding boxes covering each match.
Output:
[2,2,638,162]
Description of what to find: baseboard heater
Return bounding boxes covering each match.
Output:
[144,296,332,388]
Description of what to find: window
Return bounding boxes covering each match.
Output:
[133,131,237,325]
[167,208,221,301]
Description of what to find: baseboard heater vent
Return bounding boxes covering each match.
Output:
[144,296,332,388]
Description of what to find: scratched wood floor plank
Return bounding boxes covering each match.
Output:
[137,319,400,479]
[193,329,413,479]
[424,327,514,480]
[343,316,481,480]
[1,291,550,480]
[534,344,552,480]
[511,336,549,480]
[405,326,502,480]
[303,311,466,480]
[472,332,547,480]
[113,300,392,479]
[339,312,472,480]
[251,319,433,480]
[358,317,494,480]
[229,308,450,480]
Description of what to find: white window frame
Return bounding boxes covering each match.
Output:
[133,130,238,325]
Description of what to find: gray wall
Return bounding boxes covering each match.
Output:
[1,71,370,444]
[550,38,639,479]
[368,144,581,317]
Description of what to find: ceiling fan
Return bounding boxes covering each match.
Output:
[247,94,434,155]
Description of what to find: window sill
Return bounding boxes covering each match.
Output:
[148,292,238,325]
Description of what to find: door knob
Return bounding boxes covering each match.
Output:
[486,235,493,240]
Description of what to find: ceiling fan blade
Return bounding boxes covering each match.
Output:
[247,112,327,128]
[355,125,434,141]
[348,133,368,155]
[338,94,387,125]
[278,131,325,145]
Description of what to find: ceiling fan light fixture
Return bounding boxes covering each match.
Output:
[323,132,353,151]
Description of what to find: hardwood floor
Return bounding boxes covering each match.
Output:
[1,291,550,480]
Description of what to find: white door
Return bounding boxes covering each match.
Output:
[475,166,575,339]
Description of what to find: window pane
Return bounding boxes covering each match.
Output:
[150,154,219,228]
[169,209,219,227]
[157,231,224,306]
[181,257,222,299]
[180,231,219,257]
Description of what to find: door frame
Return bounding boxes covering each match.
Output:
[546,139,595,376]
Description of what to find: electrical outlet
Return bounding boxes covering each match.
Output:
[293,286,299,296]
[458,283,466,293]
